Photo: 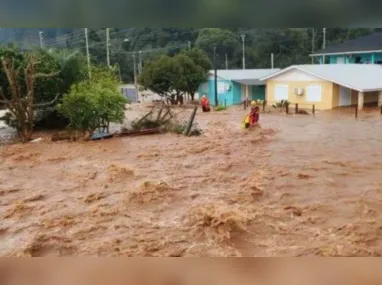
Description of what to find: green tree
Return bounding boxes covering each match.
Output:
[183,47,211,72]
[195,28,240,68]
[0,50,61,141]
[138,55,186,104]
[58,67,127,137]
[176,51,208,101]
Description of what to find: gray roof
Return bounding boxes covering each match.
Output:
[260,64,382,92]
[312,33,382,56]
[209,69,280,85]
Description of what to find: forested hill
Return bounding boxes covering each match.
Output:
[0,28,376,82]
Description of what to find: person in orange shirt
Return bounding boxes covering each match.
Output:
[200,95,210,112]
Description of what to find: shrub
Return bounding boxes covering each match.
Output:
[58,69,127,136]
[214,105,227,111]
[272,99,291,109]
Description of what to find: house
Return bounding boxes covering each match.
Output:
[119,84,162,103]
[260,64,382,110]
[198,69,280,106]
[311,32,382,64]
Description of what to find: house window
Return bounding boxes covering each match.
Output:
[306,85,322,102]
[274,85,288,101]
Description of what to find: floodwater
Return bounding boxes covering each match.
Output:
[1,105,382,256]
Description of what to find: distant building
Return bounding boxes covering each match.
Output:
[261,64,382,110]
[198,69,280,106]
[119,84,162,103]
[311,32,382,64]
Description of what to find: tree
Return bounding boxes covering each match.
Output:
[183,48,211,72]
[195,28,240,68]
[138,55,186,104]
[58,67,127,137]
[0,50,61,142]
[175,52,207,101]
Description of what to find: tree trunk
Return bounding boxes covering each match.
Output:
[190,93,195,101]
[1,55,60,142]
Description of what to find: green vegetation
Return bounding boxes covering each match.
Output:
[1,28,375,83]
[58,67,127,137]
[214,105,227,111]
[138,48,211,104]
[272,100,291,112]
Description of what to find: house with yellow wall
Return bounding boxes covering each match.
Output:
[260,64,382,110]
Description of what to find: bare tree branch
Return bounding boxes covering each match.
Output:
[33,93,60,108]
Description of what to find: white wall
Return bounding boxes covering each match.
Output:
[272,69,323,82]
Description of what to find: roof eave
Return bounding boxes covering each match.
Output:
[310,49,382,57]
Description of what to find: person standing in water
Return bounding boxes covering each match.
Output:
[249,101,260,125]
[200,95,210,112]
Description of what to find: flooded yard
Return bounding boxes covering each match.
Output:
[1,105,382,256]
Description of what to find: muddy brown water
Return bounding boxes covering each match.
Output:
[1,106,382,256]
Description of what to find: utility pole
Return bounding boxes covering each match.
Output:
[241,34,246,69]
[39,31,44,49]
[322,28,326,64]
[84,28,91,79]
[106,28,110,67]
[188,41,191,50]
[138,50,142,74]
[133,53,138,101]
[311,28,315,64]
[225,54,228,70]
[271,53,274,69]
[213,46,219,106]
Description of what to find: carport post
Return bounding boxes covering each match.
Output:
[357,92,364,110]
[378,91,382,107]
[355,105,358,119]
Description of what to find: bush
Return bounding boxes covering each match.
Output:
[58,69,127,135]
[214,105,227,111]
[272,99,291,109]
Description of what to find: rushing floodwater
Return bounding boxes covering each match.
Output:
[1,105,382,257]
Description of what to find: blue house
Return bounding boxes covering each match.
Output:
[311,32,382,65]
[198,69,280,106]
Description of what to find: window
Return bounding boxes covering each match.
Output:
[306,85,322,102]
[274,85,288,101]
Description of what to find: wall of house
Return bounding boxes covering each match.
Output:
[266,69,334,110]
[252,86,266,100]
[232,82,242,105]
[203,75,233,106]
[351,90,358,105]
[266,80,334,110]
[364,91,379,105]
[332,83,340,107]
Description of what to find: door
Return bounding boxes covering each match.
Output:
[274,85,289,101]
[339,86,351,106]
[337,57,345,64]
